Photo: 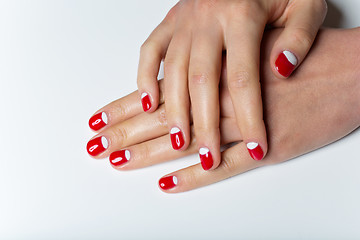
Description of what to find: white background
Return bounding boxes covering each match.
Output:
[0,0,359,239]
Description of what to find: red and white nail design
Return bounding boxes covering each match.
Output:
[141,92,151,112]
[275,50,298,77]
[87,136,108,156]
[159,175,178,190]
[89,112,108,131]
[246,142,264,161]
[109,150,130,166]
[199,147,213,171]
[170,127,184,150]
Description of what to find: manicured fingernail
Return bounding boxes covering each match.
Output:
[159,175,178,190]
[87,136,108,156]
[141,92,151,112]
[109,150,130,166]
[89,112,108,131]
[275,50,298,77]
[199,147,213,171]
[170,127,184,150]
[246,142,264,161]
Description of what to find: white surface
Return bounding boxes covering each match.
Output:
[0,0,359,239]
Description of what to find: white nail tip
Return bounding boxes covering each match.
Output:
[172,176,178,185]
[199,147,209,155]
[101,136,108,149]
[125,150,130,160]
[247,142,259,150]
[101,112,108,124]
[170,127,181,134]
[141,92,148,99]
[283,51,298,66]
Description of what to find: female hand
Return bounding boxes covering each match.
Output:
[87,28,360,193]
[133,0,328,170]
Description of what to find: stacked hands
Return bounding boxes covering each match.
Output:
[86,0,360,193]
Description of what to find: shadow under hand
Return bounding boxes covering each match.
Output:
[323,0,343,28]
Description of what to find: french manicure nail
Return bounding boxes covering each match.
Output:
[275,50,298,77]
[87,136,108,156]
[246,142,264,161]
[89,112,108,131]
[109,150,130,166]
[141,92,151,112]
[159,175,178,190]
[199,147,213,171]
[170,127,185,150]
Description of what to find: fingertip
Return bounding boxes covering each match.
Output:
[88,111,108,131]
[170,126,188,151]
[274,50,298,78]
[86,135,110,158]
[158,175,179,193]
[109,149,131,169]
[198,147,214,171]
[140,90,159,113]
[245,138,269,161]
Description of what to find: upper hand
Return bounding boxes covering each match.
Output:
[135,0,328,170]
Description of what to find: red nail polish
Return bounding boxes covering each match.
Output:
[170,127,184,150]
[109,150,130,166]
[87,136,108,156]
[246,142,264,161]
[89,112,108,131]
[159,175,178,190]
[141,93,151,112]
[275,50,298,77]
[199,147,213,170]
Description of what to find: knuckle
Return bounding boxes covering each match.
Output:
[164,57,183,74]
[156,107,168,127]
[116,102,127,116]
[163,4,178,23]
[291,27,314,50]
[194,125,218,139]
[189,73,209,86]
[194,125,208,135]
[228,71,251,89]
[194,0,218,13]
[220,151,239,175]
[113,127,128,146]
[164,57,177,69]
[140,40,160,58]
[183,167,200,187]
[228,0,264,20]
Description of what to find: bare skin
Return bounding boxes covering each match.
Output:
[87,28,360,193]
